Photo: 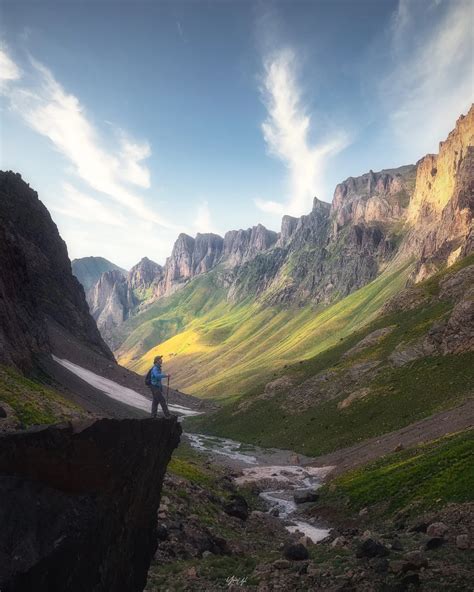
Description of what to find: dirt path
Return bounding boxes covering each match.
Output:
[309,399,474,476]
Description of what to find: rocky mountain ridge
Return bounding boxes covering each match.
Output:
[84,106,473,349]
[71,256,126,292]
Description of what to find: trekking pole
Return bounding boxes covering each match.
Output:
[166,375,170,406]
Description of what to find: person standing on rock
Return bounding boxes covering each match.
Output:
[148,355,171,418]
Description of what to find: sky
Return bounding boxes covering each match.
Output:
[0,0,472,268]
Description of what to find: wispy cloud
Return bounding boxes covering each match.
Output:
[1,48,177,229]
[382,0,473,155]
[0,46,21,89]
[51,183,127,227]
[256,48,348,216]
[194,200,214,233]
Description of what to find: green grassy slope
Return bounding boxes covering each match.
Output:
[117,261,414,400]
[0,366,84,427]
[318,428,474,517]
[187,256,474,454]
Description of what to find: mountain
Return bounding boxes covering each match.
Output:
[72,256,127,292]
[86,225,278,343]
[111,106,473,426]
[88,164,415,342]
[86,257,163,347]
[0,170,198,429]
[0,171,114,371]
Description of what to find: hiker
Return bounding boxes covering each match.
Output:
[147,355,172,418]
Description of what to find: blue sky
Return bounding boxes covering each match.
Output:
[0,0,472,268]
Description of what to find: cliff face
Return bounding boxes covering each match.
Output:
[87,258,164,346]
[222,224,278,267]
[0,417,181,592]
[407,109,474,225]
[0,171,114,369]
[88,270,135,340]
[230,171,414,306]
[159,232,224,296]
[331,165,416,233]
[401,107,474,280]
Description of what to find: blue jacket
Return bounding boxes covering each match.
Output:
[151,364,167,387]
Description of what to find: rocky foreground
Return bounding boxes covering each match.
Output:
[0,417,181,592]
[145,436,473,592]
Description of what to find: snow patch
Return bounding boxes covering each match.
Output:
[52,356,202,416]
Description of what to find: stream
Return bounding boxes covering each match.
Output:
[186,432,332,543]
[54,356,332,543]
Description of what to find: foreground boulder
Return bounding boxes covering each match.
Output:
[293,489,320,504]
[223,494,249,520]
[0,417,181,592]
[356,538,390,558]
[283,543,309,561]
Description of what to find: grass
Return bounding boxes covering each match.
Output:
[186,256,474,454]
[118,261,414,399]
[167,440,223,490]
[318,429,474,516]
[186,351,474,457]
[0,366,82,426]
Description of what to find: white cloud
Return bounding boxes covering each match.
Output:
[0,46,21,88]
[194,200,214,233]
[257,48,348,216]
[116,130,151,188]
[382,0,473,155]
[51,183,127,227]
[1,48,177,230]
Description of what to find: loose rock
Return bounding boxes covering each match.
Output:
[223,494,249,521]
[426,522,448,538]
[356,538,390,559]
[455,534,470,550]
[283,543,309,561]
[293,490,319,504]
[424,537,444,550]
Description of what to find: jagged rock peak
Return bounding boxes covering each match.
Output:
[331,164,417,232]
[222,223,277,267]
[279,215,299,245]
[312,196,331,212]
[128,257,163,291]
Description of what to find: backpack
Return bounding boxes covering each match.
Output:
[145,367,153,386]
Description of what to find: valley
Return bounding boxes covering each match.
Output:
[0,105,472,591]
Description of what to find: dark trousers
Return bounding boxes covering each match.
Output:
[150,385,170,418]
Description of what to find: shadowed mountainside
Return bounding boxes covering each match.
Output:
[0,171,114,371]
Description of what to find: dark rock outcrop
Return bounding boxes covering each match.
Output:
[0,417,181,592]
[0,171,114,369]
